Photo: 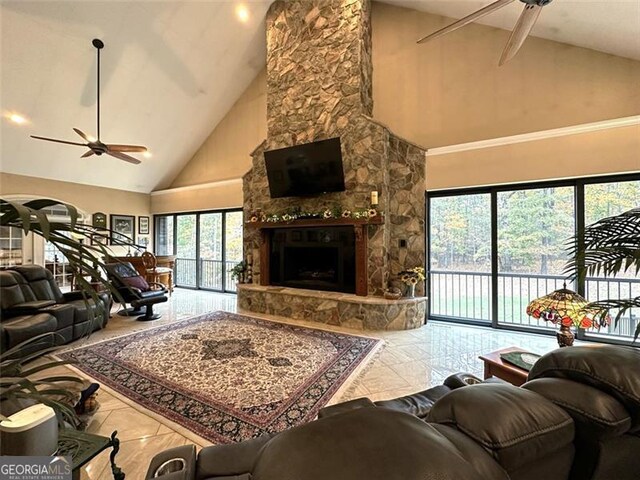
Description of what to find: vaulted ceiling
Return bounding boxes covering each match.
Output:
[1,1,271,193]
[1,1,638,194]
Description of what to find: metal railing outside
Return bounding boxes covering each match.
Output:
[175,257,240,292]
[430,270,639,339]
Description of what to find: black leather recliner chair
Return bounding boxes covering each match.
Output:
[0,265,111,355]
[105,262,168,321]
[145,345,640,480]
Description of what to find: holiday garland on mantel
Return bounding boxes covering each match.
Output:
[247,206,381,224]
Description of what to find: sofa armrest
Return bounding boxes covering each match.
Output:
[145,445,196,480]
[196,435,274,479]
[5,300,56,316]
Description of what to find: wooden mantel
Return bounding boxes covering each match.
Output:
[245,215,384,230]
[249,215,384,297]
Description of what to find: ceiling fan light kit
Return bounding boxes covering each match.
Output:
[30,39,147,165]
[417,0,554,66]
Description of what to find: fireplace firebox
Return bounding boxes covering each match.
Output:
[269,227,356,294]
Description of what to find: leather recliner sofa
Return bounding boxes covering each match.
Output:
[0,265,111,355]
[145,345,640,480]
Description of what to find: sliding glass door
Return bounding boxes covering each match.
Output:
[199,213,223,290]
[175,214,197,288]
[583,180,640,341]
[155,209,242,293]
[427,174,640,344]
[429,193,491,324]
[496,186,574,330]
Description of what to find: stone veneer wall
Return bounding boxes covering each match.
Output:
[243,0,426,297]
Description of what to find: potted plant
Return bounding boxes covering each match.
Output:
[230,260,248,284]
[399,267,425,298]
[1,198,129,452]
[565,207,640,340]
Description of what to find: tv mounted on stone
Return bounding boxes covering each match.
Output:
[264,137,346,198]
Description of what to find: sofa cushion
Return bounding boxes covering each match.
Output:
[9,265,64,303]
[528,345,640,432]
[524,377,632,440]
[0,270,27,310]
[251,408,494,480]
[427,383,574,472]
[41,304,76,330]
[1,313,57,350]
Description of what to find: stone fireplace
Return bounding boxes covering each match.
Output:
[238,0,427,330]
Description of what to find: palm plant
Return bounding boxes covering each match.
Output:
[565,207,640,340]
[1,198,129,425]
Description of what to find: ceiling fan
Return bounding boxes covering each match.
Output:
[417,0,554,66]
[31,39,147,164]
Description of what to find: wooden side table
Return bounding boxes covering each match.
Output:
[479,347,531,386]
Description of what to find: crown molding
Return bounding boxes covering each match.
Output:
[426,116,640,157]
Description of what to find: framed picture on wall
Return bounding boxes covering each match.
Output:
[92,212,108,229]
[138,216,150,235]
[110,214,135,245]
[138,236,149,248]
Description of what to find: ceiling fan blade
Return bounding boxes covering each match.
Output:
[80,150,95,158]
[499,4,543,66]
[31,135,86,147]
[417,0,516,44]
[106,144,148,153]
[107,151,141,165]
[72,127,92,142]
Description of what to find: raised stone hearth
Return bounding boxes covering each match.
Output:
[240,0,427,330]
[238,284,426,331]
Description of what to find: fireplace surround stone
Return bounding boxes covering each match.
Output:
[239,0,427,330]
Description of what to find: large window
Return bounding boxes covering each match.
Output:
[430,194,491,323]
[428,174,640,344]
[497,186,575,330]
[155,209,243,293]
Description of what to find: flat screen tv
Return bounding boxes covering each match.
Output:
[264,137,345,198]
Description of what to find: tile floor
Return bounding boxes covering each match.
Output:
[51,288,562,479]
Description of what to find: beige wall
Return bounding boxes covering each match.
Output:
[426,124,640,191]
[151,180,243,214]
[170,69,267,189]
[160,2,640,209]
[0,172,152,254]
[372,3,640,149]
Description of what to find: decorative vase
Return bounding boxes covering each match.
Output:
[556,324,575,348]
[405,283,416,298]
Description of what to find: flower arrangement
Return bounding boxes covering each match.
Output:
[399,267,425,286]
[247,206,382,223]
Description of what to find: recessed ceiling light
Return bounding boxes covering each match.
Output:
[5,112,28,125]
[143,151,152,159]
[236,4,249,23]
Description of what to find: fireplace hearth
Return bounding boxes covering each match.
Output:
[269,227,356,293]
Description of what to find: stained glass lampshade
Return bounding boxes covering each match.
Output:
[526,284,611,347]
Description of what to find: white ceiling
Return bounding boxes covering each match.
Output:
[382,0,640,61]
[0,1,271,193]
[1,1,639,195]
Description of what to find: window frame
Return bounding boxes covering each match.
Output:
[154,208,243,293]
[426,172,640,346]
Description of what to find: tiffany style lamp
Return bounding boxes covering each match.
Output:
[526,284,611,347]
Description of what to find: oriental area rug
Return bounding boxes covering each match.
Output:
[61,311,382,444]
